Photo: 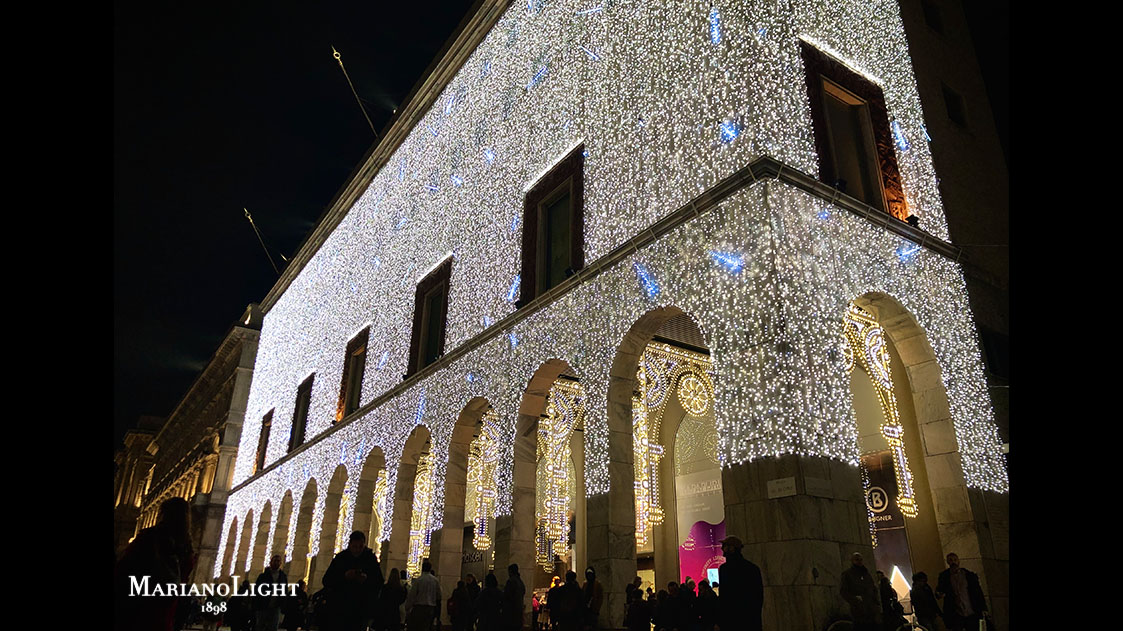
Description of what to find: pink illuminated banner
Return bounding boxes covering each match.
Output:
[678,519,725,585]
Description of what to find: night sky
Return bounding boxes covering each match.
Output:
[113,1,1006,448]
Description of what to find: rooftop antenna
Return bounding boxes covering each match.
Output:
[244,207,282,276]
[333,46,380,140]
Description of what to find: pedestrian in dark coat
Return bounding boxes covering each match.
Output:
[935,553,987,631]
[281,580,308,631]
[717,536,764,631]
[696,579,718,631]
[502,564,526,631]
[114,497,196,631]
[909,573,941,631]
[551,571,584,631]
[876,570,906,631]
[374,569,407,631]
[581,567,604,630]
[254,554,289,631]
[652,590,672,631]
[624,586,652,631]
[451,580,475,631]
[321,531,384,631]
[839,553,880,631]
[475,573,504,631]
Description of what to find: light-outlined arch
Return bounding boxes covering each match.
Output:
[611,306,723,592]
[386,424,434,577]
[431,397,495,600]
[234,508,254,577]
[220,516,239,581]
[310,464,350,589]
[270,491,294,562]
[846,291,998,601]
[289,478,319,583]
[354,445,389,557]
[251,501,274,575]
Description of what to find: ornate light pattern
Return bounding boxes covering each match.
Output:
[536,378,585,570]
[371,469,391,560]
[407,449,436,577]
[335,494,351,553]
[467,409,502,550]
[214,0,1008,578]
[843,303,917,518]
[633,343,714,549]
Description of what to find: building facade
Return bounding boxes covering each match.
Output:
[214,1,1008,629]
[116,305,262,583]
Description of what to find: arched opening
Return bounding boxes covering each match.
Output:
[311,464,350,589]
[512,359,587,609]
[386,424,435,578]
[626,310,724,592]
[433,398,499,598]
[289,479,319,584]
[220,516,238,581]
[234,508,254,579]
[845,294,948,611]
[271,492,294,562]
[355,446,390,561]
[251,501,273,575]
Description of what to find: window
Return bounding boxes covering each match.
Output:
[336,327,370,421]
[254,410,273,475]
[921,0,944,34]
[407,257,452,376]
[289,374,314,452]
[942,83,968,128]
[520,144,585,304]
[800,41,908,222]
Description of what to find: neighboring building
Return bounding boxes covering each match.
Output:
[114,415,163,557]
[215,2,1008,630]
[117,304,262,583]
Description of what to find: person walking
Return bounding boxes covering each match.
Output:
[321,531,384,631]
[114,497,197,631]
[909,572,941,631]
[695,579,717,631]
[476,573,504,631]
[254,554,289,631]
[502,564,526,631]
[451,580,475,631]
[935,553,988,631]
[876,570,906,631]
[550,571,584,631]
[281,579,308,631]
[624,584,652,631]
[716,536,763,631]
[581,566,604,630]
[840,553,881,631]
[405,560,443,631]
[374,569,407,631]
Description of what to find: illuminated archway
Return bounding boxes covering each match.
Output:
[386,424,434,578]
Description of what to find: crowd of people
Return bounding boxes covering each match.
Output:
[840,551,991,631]
[117,498,991,631]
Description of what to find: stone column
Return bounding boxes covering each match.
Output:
[722,454,873,631]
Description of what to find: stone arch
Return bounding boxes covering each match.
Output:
[289,478,319,583]
[251,501,274,575]
[271,491,295,561]
[311,464,350,589]
[220,516,238,580]
[234,508,254,578]
[386,424,434,577]
[503,358,587,625]
[848,292,1005,611]
[610,306,724,594]
[431,397,495,600]
[354,446,389,557]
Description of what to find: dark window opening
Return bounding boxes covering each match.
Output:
[942,83,968,128]
[408,258,452,376]
[336,327,370,422]
[521,144,585,304]
[921,0,944,34]
[978,326,1009,380]
[800,41,908,221]
[254,410,273,475]
[289,375,314,452]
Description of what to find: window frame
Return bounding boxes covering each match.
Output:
[407,257,453,377]
[289,374,314,452]
[520,144,585,305]
[254,410,273,475]
[336,327,370,422]
[799,41,908,222]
